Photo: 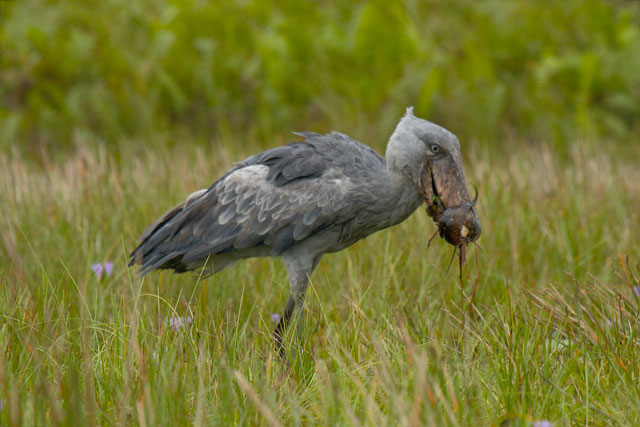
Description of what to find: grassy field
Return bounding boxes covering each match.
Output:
[1,136,640,426]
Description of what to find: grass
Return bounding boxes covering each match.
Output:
[1,136,640,425]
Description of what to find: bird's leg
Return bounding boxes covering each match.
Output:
[273,289,308,357]
[273,295,298,355]
[273,254,321,357]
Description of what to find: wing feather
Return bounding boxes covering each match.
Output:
[129,132,385,274]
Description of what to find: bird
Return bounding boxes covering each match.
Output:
[129,107,480,350]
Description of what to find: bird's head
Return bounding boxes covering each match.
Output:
[386,107,481,244]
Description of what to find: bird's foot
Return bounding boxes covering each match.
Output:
[272,319,288,358]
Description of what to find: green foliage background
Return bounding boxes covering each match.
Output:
[1,0,639,150]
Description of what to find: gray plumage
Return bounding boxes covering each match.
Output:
[130,108,479,350]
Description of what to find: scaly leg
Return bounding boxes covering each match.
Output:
[273,254,322,357]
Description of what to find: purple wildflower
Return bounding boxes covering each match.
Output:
[633,286,639,297]
[532,421,554,427]
[170,316,193,332]
[271,313,281,323]
[91,262,114,280]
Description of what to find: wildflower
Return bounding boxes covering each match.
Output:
[271,313,281,323]
[170,316,193,332]
[91,262,114,280]
[532,421,554,427]
[633,286,639,297]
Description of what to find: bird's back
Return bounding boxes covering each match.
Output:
[129,132,386,275]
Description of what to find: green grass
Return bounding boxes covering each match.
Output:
[1,138,640,425]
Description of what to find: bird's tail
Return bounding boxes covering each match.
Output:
[129,189,208,275]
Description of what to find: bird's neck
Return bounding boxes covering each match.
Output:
[380,162,423,227]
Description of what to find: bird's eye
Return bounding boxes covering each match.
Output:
[430,144,441,154]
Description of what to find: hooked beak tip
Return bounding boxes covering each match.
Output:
[470,185,479,207]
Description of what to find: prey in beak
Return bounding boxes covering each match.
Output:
[435,188,480,266]
[418,148,481,268]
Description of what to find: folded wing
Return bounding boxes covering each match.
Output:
[129,132,384,275]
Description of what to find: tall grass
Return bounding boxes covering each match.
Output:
[1,136,639,425]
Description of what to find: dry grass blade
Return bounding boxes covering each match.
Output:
[527,268,640,349]
[233,371,283,427]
